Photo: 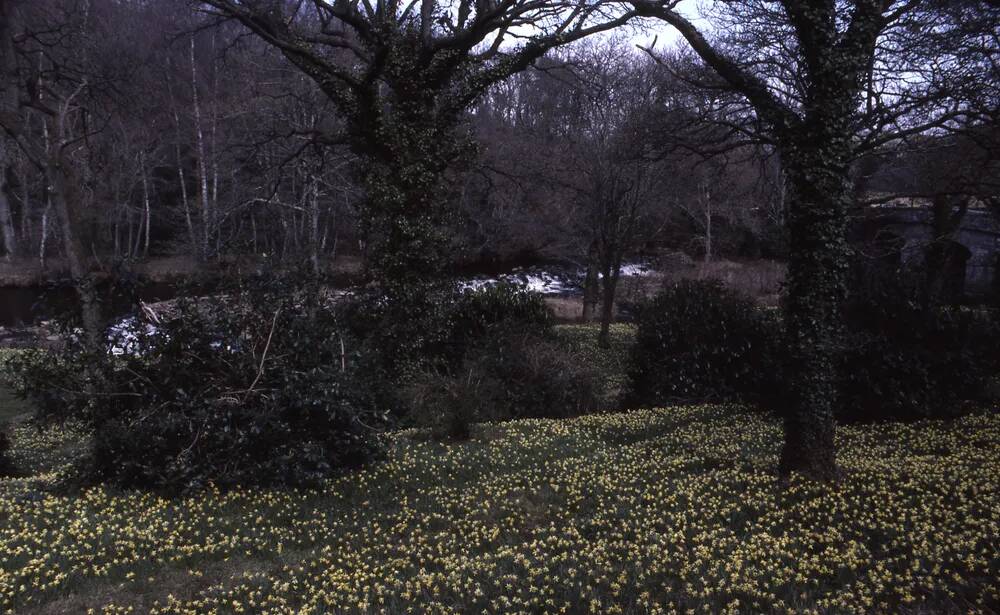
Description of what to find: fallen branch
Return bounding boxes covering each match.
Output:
[244,308,280,402]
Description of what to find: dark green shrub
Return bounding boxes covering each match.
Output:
[0,426,13,477]
[339,281,552,396]
[838,294,1000,422]
[338,283,459,382]
[471,333,603,421]
[405,371,479,441]
[623,273,1000,421]
[10,271,386,492]
[449,282,554,343]
[402,285,590,439]
[407,332,604,439]
[627,279,784,407]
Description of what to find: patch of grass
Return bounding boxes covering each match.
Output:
[2,403,999,614]
[554,323,636,403]
[0,349,39,424]
[0,385,29,425]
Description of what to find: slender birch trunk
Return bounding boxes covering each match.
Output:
[0,152,18,259]
[190,36,210,260]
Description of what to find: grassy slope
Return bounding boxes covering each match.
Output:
[0,350,32,425]
[1,405,998,614]
[554,324,635,403]
[1,328,999,614]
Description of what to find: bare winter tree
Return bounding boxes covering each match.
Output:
[0,0,138,344]
[197,0,642,297]
[633,0,1000,479]
[566,45,664,345]
[0,143,17,260]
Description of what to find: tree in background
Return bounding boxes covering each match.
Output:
[566,44,664,345]
[0,0,146,344]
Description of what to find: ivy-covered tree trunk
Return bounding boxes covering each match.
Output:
[348,88,469,374]
[359,153,450,291]
[778,122,852,480]
[351,87,466,295]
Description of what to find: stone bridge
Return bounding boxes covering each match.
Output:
[862,205,1000,298]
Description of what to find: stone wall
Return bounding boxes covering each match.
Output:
[865,206,999,298]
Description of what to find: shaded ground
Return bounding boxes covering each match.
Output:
[0,382,30,424]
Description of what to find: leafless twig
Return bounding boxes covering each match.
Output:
[244,308,280,402]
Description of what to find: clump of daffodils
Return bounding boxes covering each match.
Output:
[2,404,998,614]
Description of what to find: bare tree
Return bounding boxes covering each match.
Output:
[198,0,641,296]
[567,45,663,345]
[0,0,108,344]
[633,0,998,479]
[0,143,17,259]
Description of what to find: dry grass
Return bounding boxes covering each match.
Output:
[544,259,786,323]
[543,296,585,322]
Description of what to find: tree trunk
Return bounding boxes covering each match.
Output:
[347,101,463,377]
[39,198,49,268]
[702,180,712,267]
[19,157,29,248]
[358,151,450,291]
[348,82,468,295]
[190,36,211,261]
[140,152,151,257]
[923,195,968,312]
[597,266,619,348]
[582,240,599,322]
[309,174,321,277]
[0,155,17,259]
[47,154,102,347]
[778,141,850,481]
[167,75,197,252]
[0,4,19,260]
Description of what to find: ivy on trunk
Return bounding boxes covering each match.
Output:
[635,0,903,480]
[204,0,641,296]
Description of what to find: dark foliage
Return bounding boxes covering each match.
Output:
[336,285,460,412]
[401,283,594,439]
[627,279,784,407]
[450,282,554,343]
[407,333,603,440]
[839,283,1000,422]
[626,272,1000,424]
[340,281,554,408]
[405,371,479,441]
[468,333,603,420]
[0,427,13,477]
[9,271,387,492]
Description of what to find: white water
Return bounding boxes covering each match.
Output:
[107,262,655,353]
[458,261,653,296]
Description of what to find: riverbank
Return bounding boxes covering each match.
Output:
[0,255,367,288]
[0,257,786,342]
